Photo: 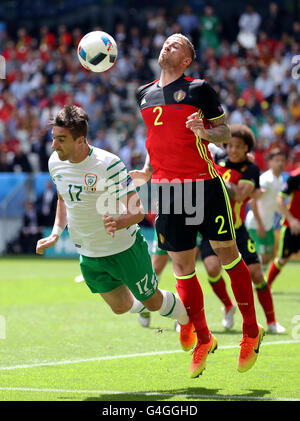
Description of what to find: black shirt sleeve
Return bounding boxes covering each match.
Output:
[281,174,297,196]
[193,81,224,120]
[240,163,260,189]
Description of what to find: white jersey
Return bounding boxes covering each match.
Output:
[245,169,284,231]
[49,146,138,257]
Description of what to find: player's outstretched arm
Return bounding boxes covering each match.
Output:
[103,191,145,237]
[233,180,255,203]
[129,153,153,187]
[36,193,67,254]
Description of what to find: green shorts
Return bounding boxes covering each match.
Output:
[80,230,158,301]
[248,227,275,255]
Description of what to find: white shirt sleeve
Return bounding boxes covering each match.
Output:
[105,158,136,201]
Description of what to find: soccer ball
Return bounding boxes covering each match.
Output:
[77,31,118,72]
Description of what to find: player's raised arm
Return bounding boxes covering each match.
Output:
[185,81,230,144]
[103,190,145,237]
[129,153,153,187]
[227,180,255,203]
[36,193,67,255]
[186,113,230,144]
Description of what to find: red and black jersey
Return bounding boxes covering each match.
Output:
[279,167,300,226]
[214,156,260,229]
[136,75,225,182]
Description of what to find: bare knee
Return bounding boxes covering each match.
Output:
[278,257,288,266]
[110,305,130,315]
[99,294,132,315]
[171,258,195,276]
[143,289,163,312]
[249,264,264,284]
[204,256,221,278]
[99,286,133,315]
[172,261,190,275]
[210,240,239,266]
[152,254,169,276]
[261,253,273,265]
[144,301,159,312]
[168,249,196,276]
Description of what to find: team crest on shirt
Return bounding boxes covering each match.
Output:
[84,173,98,192]
[173,89,186,102]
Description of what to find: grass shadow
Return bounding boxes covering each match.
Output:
[82,386,272,402]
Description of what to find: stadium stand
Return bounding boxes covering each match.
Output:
[0,0,299,254]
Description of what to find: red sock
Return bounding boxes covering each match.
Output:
[267,259,282,287]
[223,256,258,338]
[255,283,276,324]
[175,272,210,344]
[208,274,233,310]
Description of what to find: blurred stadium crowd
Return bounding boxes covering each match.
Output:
[0,1,300,174]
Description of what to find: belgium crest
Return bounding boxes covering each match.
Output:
[174,89,186,102]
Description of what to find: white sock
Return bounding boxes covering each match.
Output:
[129,296,146,314]
[258,255,268,274]
[158,289,189,325]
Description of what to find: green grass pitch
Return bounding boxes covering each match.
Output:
[0,256,300,402]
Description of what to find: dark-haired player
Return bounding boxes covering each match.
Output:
[267,167,300,287]
[200,125,285,334]
[132,34,263,377]
[36,105,191,345]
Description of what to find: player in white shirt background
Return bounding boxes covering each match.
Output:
[245,149,286,274]
[35,105,192,351]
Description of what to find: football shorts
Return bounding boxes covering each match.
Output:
[155,176,235,252]
[248,227,275,255]
[200,224,259,266]
[80,230,158,301]
[277,225,300,259]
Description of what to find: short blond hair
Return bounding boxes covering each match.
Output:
[168,33,196,62]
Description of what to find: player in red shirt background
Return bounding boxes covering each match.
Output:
[267,168,300,287]
[200,124,285,334]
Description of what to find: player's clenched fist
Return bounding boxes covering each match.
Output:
[36,235,59,255]
[129,169,152,187]
[103,214,117,237]
[185,112,207,138]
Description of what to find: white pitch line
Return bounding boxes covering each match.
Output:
[0,339,299,371]
[0,387,299,401]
